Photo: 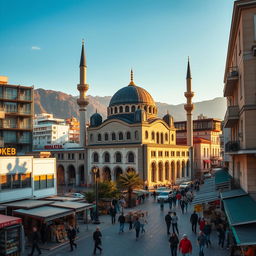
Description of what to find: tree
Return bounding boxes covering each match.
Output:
[117,172,143,208]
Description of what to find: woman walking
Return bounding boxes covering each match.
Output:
[140,213,147,234]
[169,233,179,256]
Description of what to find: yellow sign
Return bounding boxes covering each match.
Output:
[194,204,203,212]
[0,148,16,156]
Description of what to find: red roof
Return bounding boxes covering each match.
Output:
[176,137,211,145]
[0,214,22,229]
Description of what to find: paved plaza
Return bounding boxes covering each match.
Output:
[31,197,230,256]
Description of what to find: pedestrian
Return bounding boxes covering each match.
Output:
[133,217,141,241]
[217,224,225,248]
[152,191,157,201]
[28,227,42,256]
[67,225,77,252]
[109,205,117,224]
[203,221,212,247]
[180,199,185,214]
[179,234,192,256]
[176,193,182,207]
[199,217,206,231]
[93,227,102,255]
[168,195,173,210]
[160,198,164,210]
[118,213,125,233]
[140,213,147,234]
[197,231,207,256]
[172,191,177,208]
[165,211,172,235]
[184,197,189,212]
[128,212,133,230]
[190,211,198,233]
[169,232,179,256]
[171,212,179,235]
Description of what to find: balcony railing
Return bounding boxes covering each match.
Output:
[224,105,239,128]
[225,141,240,152]
[224,66,239,97]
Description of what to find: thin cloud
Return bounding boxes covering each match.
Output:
[31,46,41,50]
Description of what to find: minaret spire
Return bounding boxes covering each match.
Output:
[80,39,86,67]
[186,56,191,79]
[129,68,135,86]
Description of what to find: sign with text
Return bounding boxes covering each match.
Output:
[0,148,16,156]
[44,145,63,149]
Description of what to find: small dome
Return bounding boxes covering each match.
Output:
[163,112,174,127]
[134,109,147,123]
[90,112,102,127]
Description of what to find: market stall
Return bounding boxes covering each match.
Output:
[0,214,22,256]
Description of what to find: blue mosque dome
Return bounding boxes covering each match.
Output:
[90,111,102,127]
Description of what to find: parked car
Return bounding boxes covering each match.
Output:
[156,187,170,194]
[72,193,85,198]
[179,181,192,189]
[157,191,172,202]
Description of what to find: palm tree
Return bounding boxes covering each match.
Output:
[117,172,143,208]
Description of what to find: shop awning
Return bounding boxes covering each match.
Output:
[52,202,94,212]
[192,191,219,206]
[13,206,73,222]
[0,214,22,229]
[215,169,232,191]
[2,200,54,209]
[44,196,83,202]
[203,159,211,163]
[231,224,256,246]
[220,189,247,200]
[223,195,256,226]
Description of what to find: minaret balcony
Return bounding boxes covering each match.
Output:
[77,98,89,107]
[184,92,194,98]
[224,105,239,128]
[77,84,89,92]
[224,66,239,97]
[184,104,194,112]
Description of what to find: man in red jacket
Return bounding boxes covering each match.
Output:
[179,234,192,256]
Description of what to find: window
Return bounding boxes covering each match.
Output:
[93,152,99,163]
[131,106,136,112]
[165,133,168,142]
[34,175,54,190]
[176,151,180,157]
[111,108,113,114]
[171,134,174,141]
[114,107,118,113]
[145,131,148,139]
[104,133,109,141]
[151,151,156,157]
[151,132,155,140]
[128,152,135,163]
[104,152,110,163]
[158,151,163,157]
[134,131,139,140]
[171,151,175,157]
[97,134,102,141]
[118,132,123,140]
[160,133,164,144]
[115,152,122,163]
[47,175,54,188]
[112,132,116,141]
[182,151,185,157]
[126,132,131,140]
[90,134,93,142]
[119,106,123,113]
[165,151,169,157]
[125,106,129,112]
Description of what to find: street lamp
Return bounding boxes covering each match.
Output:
[92,167,100,224]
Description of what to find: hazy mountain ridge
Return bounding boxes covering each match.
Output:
[34,88,226,121]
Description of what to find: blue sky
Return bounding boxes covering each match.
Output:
[0,0,233,104]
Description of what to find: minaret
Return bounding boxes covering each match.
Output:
[77,40,89,147]
[184,57,194,147]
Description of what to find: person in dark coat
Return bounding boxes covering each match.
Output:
[165,212,172,235]
[28,227,42,256]
[169,232,179,256]
[217,224,226,248]
[109,205,117,224]
[93,227,102,255]
[67,225,77,251]
[190,211,198,233]
[133,217,141,241]
[203,221,212,247]
[118,213,125,233]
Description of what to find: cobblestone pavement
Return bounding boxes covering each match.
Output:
[39,197,229,256]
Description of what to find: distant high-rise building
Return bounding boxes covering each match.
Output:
[0,76,33,154]
[66,117,80,144]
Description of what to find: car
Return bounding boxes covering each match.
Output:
[157,191,172,202]
[156,187,170,194]
[203,172,212,178]
[72,193,85,198]
[179,181,192,189]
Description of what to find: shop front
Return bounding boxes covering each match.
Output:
[0,214,22,256]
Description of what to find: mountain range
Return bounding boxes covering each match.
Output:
[34,88,226,121]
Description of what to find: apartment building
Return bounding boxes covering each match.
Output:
[66,117,80,144]
[0,76,33,154]
[224,0,256,198]
[33,113,69,149]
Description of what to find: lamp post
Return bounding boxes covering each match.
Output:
[92,167,100,224]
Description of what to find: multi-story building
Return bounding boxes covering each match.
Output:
[223,0,256,198]
[66,117,80,144]
[33,113,69,149]
[0,76,33,154]
[175,116,223,176]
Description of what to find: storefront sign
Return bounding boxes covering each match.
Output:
[44,145,63,149]
[0,148,16,156]
[0,218,22,229]
[194,204,203,212]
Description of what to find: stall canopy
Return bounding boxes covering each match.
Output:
[2,200,54,209]
[13,206,73,222]
[52,202,94,212]
[220,189,247,200]
[44,196,83,202]
[0,214,22,229]
[231,224,256,246]
[223,195,256,226]
[215,169,232,191]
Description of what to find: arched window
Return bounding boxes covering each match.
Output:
[151,162,156,182]
[204,148,206,157]
[165,162,169,180]
[115,152,122,163]
[152,132,155,140]
[145,131,148,139]
[112,132,116,141]
[182,161,185,177]
[119,106,123,113]
[165,133,168,142]
[144,106,147,112]
[176,161,180,178]
[134,130,139,140]
[97,134,101,141]
[114,107,118,114]
[104,133,109,141]
[171,134,174,141]
[158,162,163,182]
[126,131,131,140]
[131,105,136,112]
[93,152,99,163]
[149,106,152,113]
[160,133,164,144]
[119,132,123,140]
[156,132,159,144]
[90,134,93,142]
[104,152,110,163]
[125,106,129,112]
[110,108,113,114]
[128,152,135,163]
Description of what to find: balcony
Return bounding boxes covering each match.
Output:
[224,67,239,97]
[224,105,239,128]
[225,141,240,153]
